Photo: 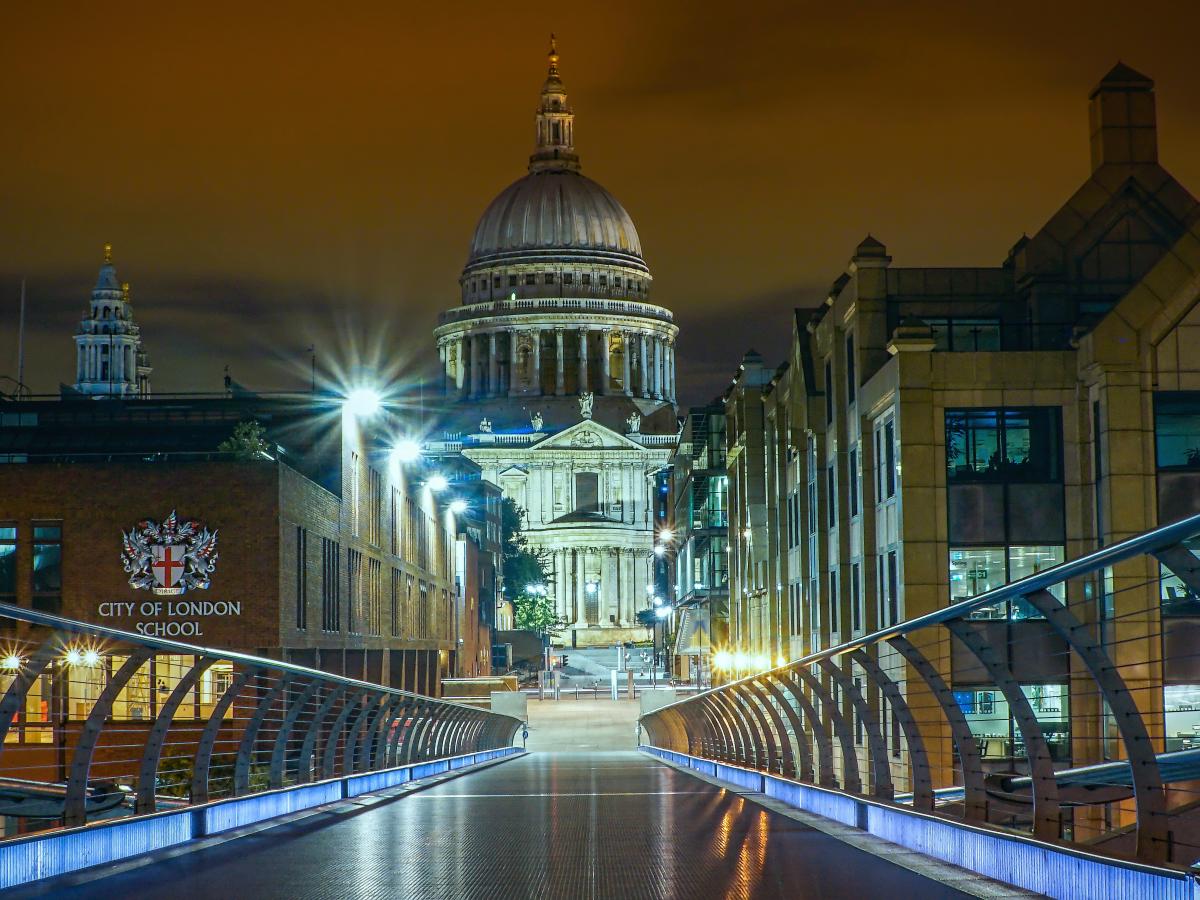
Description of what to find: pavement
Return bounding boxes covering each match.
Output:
[524,698,641,752]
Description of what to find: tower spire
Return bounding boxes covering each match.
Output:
[529,34,579,173]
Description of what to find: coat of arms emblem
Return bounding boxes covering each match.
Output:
[121,511,219,595]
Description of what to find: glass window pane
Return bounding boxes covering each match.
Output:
[0,541,15,596]
[957,689,1011,759]
[32,543,61,593]
[949,547,1006,618]
[33,525,60,540]
[1164,685,1200,751]
[1022,683,1070,762]
[1155,394,1200,469]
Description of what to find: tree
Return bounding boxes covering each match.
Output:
[218,419,271,459]
[500,498,564,637]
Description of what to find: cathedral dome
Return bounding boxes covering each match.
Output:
[467,170,646,271]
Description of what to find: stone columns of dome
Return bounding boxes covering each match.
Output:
[487,332,499,397]
[652,337,663,400]
[574,549,585,625]
[456,336,468,398]
[578,328,590,395]
[638,333,649,399]
[508,329,519,397]
[531,328,542,395]
[598,328,611,395]
[621,331,632,396]
[554,328,566,396]
[666,342,675,403]
[470,334,482,399]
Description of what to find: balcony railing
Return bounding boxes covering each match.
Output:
[437,296,675,328]
[640,511,1200,869]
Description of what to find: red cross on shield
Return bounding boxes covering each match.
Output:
[151,544,185,588]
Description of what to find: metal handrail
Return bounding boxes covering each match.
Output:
[639,511,1200,869]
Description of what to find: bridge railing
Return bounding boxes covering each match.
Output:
[639,512,1200,869]
[0,602,522,837]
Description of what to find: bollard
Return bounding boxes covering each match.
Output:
[627,669,635,698]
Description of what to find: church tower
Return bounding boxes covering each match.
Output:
[73,244,152,397]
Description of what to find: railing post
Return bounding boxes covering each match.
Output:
[268,678,322,788]
[342,692,385,774]
[297,685,346,784]
[136,655,216,814]
[64,649,154,826]
[888,635,987,821]
[323,692,364,779]
[752,675,813,782]
[946,619,1061,842]
[233,673,293,796]
[729,681,782,774]
[772,670,836,787]
[793,666,861,793]
[819,658,892,800]
[193,667,256,803]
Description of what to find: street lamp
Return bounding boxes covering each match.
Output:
[344,387,381,418]
[448,498,468,514]
[427,473,449,492]
[393,439,421,463]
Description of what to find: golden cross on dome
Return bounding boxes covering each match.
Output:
[103,243,113,264]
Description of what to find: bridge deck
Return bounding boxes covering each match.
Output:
[33,752,976,899]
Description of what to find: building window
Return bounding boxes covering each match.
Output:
[575,472,599,513]
[824,359,834,425]
[926,318,1001,352]
[563,273,574,285]
[507,274,517,287]
[828,569,838,633]
[884,419,896,498]
[322,538,340,632]
[826,464,836,530]
[295,526,307,630]
[32,523,61,612]
[544,273,555,284]
[390,487,400,556]
[391,568,401,637]
[598,274,608,286]
[846,333,856,406]
[956,684,1070,762]
[848,448,859,518]
[581,273,591,286]
[851,561,862,631]
[368,558,382,636]
[525,274,536,285]
[367,466,383,546]
[0,524,15,600]
[493,276,501,288]
[949,545,1064,619]
[1165,685,1200,751]
[1155,393,1200,468]
[348,550,362,635]
[886,550,899,625]
[945,407,1061,482]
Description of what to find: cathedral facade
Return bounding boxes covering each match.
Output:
[430,40,678,646]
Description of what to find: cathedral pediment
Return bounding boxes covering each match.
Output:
[532,420,646,452]
[498,464,529,478]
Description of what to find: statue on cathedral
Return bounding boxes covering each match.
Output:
[579,392,594,419]
[479,417,493,433]
[530,410,544,432]
[625,412,641,434]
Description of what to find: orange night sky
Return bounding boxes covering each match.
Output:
[1,1,1198,404]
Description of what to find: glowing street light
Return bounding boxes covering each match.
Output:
[0,654,22,671]
[712,650,733,670]
[427,473,449,492]
[344,387,381,418]
[654,605,672,619]
[652,595,663,606]
[393,439,422,463]
[658,527,675,543]
[64,648,82,666]
[653,544,666,558]
[645,584,655,595]
[82,649,101,667]
[448,498,468,514]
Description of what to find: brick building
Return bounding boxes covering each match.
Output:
[0,392,471,695]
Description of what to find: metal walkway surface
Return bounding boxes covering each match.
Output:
[22,751,983,899]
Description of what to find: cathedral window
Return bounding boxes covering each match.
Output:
[575,472,599,513]
[508,275,517,287]
[598,275,608,286]
[525,274,536,285]
[563,273,574,285]
[544,273,555,284]
[582,274,591,286]
[493,276,501,287]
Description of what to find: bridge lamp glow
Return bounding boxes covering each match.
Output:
[652,595,663,606]
[393,439,422,463]
[427,473,449,492]
[654,605,672,619]
[775,655,787,668]
[712,650,733,670]
[754,654,770,670]
[448,498,468,514]
[645,584,655,595]
[653,544,666,557]
[82,649,101,667]
[0,654,22,671]
[733,651,749,670]
[64,648,83,666]
[344,387,382,418]
[657,528,674,543]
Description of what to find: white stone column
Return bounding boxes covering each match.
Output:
[638,333,649,398]
[531,328,542,395]
[665,342,675,402]
[578,328,590,395]
[598,328,611,395]
[604,550,617,624]
[508,329,519,397]
[621,332,632,396]
[488,331,498,397]
[650,337,661,399]
[574,549,586,625]
[555,548,568,621]
[456,336,467,397]
[554,328,565,395]
[470,335,482,398]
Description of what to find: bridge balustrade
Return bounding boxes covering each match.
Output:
[640,512,1200,869]
[0,603,522,837]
